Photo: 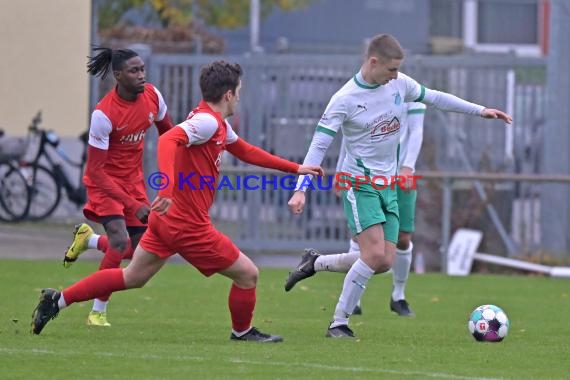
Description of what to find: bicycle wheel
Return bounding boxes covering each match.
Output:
[0,162,30,222]
[18,164,61,221]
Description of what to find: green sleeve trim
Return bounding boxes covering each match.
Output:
[408,108,426,115]
[316,125,336,137]
[396,143,400,171]
[413,85,426,102]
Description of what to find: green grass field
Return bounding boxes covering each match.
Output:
[1,259,569,379]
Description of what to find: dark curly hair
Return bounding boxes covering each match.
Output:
[199,61,243,103]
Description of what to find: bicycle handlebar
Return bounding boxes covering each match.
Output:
[23,110,87,168]
[27,111,86,146]
[28,111,42,133]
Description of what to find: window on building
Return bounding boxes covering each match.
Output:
[463,0,547,56]
[476,1,539,44]
[430,0,548,56]
[430,0,464,38]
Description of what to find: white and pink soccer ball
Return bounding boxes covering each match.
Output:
[468,304,510,342]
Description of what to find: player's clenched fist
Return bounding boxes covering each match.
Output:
[297,165,324,176]
[288,191,306,215]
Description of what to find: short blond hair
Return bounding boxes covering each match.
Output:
[366,34,404,60]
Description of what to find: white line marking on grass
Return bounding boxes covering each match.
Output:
[228,358,503,380]
[0,347,503,380]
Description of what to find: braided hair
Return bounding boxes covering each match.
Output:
[86,46,139,80]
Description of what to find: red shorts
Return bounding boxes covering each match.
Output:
[83,182,149,227]
[139,213,240,277]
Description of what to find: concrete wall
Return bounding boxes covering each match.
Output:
[0,1,91,137]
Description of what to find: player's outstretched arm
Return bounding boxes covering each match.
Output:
[420,87,513,123]
[297,165,324,177]
[226,138,323,174]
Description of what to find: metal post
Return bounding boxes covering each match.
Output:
[250,0,262,53]
[541,0,570,257]
[89,0,100,117]
[441,177,453,273]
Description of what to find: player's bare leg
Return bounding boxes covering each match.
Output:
[121,245,167,288]
[221,252,283,343]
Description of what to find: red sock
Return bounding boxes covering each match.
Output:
[228,284,256,333]
[96,241,132,302]
[97,235,108,252]
[62,268,126,306]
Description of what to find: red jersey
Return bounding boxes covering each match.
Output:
[85,83,167,186]
[160,101,231,226]
[156,100,299,228]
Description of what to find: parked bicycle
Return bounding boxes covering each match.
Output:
[0,111,88,221]
[0,129,31,222]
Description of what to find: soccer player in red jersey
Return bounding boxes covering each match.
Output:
[31,60,324,342]
[61,47,174,327]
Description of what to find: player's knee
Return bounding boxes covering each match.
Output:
[108,234,130,253]
[370,252,394,273]
[376,259,392,273]
[236,265,259,288]
[246,265,259,287]
[123,268,150,289]
[105,222,129,252]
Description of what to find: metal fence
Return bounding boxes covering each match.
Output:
[139,52,547,262]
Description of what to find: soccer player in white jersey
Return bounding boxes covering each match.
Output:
[285,102,426,318]
[287,34,512,338]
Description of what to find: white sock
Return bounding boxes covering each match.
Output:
[392,242,413,301]
[87,234,101,249]
[232,327,252,337]
[350,239,363,309]
[349,238,360,253]
[314,251,360,272]
[57,293,67,310]
[92,299,108,313]
[330,259,374,328]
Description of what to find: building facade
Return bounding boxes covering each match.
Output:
[0,1,91,137]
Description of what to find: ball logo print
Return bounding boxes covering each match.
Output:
[476,321,488,333]
[468,304,510,342]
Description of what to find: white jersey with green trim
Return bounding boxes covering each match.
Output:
[318,71,423,184]
[295,70,485,191]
